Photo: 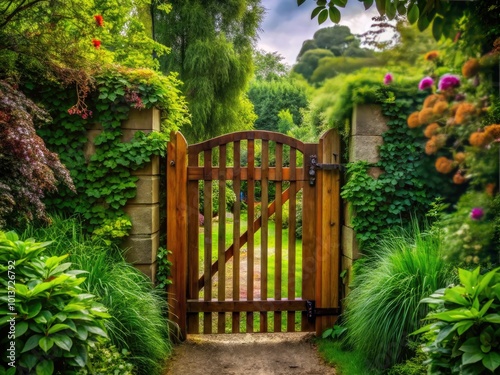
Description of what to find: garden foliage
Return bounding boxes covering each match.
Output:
[414,267,500,374]
[0,231,109,374]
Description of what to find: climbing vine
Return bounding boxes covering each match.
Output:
[341,86,460,249]
[24,67,189,238]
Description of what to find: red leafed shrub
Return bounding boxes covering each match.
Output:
[0,80,75,227]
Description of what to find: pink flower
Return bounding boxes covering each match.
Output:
[418,76,434,90]
[438,74,460,91]
[384,73,393,85]
[470,207,484,220]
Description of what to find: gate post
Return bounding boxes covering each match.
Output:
[315,129,341,335]
[166,132,188,340]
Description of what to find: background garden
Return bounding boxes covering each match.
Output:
[0,0,499,374]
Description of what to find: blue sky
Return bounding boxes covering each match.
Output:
[258,0,381,65]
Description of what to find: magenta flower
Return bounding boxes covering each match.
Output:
[384,73,393,85]
[438,74,460,91]
[470,207,484,220]
[418,76,434,90]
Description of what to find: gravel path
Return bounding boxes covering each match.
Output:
[164,333,336,375]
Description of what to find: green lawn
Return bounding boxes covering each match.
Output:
[196,209,303,332]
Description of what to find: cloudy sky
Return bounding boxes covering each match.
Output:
[258,0,381,65]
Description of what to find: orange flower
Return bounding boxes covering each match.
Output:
[425,139,437,155]
[433,101,448,115]
[454,102,476,124]
[454,152,466,164]
[435,157,454,174]
[424,123,440,138]
[485,124,500,139]
[469,132,493,147]
[453,172,466,184]
[92,39,101,49]
[425,50,439,61]
[418,108,435,125]
[407,112,421,128]
[423,94,443,108]
[450,103,461,116]
[462,58,480,78]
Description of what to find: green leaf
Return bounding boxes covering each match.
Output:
[21,334,43,353]
[462,351,485,365]
[432,16,443,40]
[484,313,500,323]
[396,3,406,15]
[385,0,396,20]
[482,352,500,372]
[47,324,72,335]
[86,325,107,338]
[15,321,29,337]
[332,0,347,7]
[36,359,54,375]
[375,0,385,15]
[328,6,341,23]
[363,0,374,10]
[39,337,54,353]
[311,6,324,19]
[27,302,42,319]
[455,320,474,335]
[407,4,419,24]
[318,8,329,24]
[297,0,307,5]
[52,334,73,351]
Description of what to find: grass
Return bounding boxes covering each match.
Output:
[317,339,381,375]
[197,210,304,332]
[21,216,172,375]
[344,223,453,370]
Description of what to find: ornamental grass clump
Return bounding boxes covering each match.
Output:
[22,217,172,375]
[344,224,452,370]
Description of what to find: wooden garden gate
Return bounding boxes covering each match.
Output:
[166,130,341,339]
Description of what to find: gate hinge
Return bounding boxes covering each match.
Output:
[309,155,345,186]
[306,300,341,321]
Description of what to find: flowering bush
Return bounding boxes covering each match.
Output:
[0,81,75,228]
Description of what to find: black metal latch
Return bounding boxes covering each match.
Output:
[309,154,345,186]
[306,300,341,321]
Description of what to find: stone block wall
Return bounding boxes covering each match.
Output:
[342,104,388,293]
[85,108,161,282]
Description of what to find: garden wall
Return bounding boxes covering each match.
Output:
[85,108,161,281]
[342,104,388,292]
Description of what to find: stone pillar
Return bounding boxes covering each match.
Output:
[121,108,161,282]
[342,104,388,293]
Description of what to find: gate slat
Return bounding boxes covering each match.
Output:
[232,141,241,333]
[287,148,297,332]
[274,143,283,332]
[246,139,255,333]
[218,145,226,333]
[203,149,213,334]
[260,140,269,332]
[187,151,200,334]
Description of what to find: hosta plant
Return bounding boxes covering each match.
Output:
[0,231,110,375]
[413,266,500,374]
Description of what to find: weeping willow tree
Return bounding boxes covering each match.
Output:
[152,0,263,141]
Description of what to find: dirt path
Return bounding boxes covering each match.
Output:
[164,333,336,375]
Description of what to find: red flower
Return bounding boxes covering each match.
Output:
[92,39,101,49]
[94,15,104,27]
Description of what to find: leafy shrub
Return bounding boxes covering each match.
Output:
[0,80,75,228]
[0,231,109,374]
[21,217,172,375]
[414,266,500,374]
[199,180,237,217]
[156,246,173,290]
[344,224,452,370]
[77,340,135,375]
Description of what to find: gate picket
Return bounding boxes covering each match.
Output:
[167,130,340,338]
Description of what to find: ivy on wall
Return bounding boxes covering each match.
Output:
[24,67,189,239]
[341,86,461,249]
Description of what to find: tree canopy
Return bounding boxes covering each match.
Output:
[152,0,264,141]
